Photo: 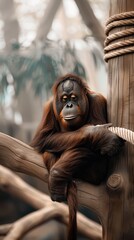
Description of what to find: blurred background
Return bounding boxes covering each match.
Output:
[0,0,109,239]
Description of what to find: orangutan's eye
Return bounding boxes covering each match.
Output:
[62,95,68,103]
[71,94,77,101]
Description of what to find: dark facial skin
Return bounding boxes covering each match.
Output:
[55,80,89,131]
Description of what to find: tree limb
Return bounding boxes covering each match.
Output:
[74,0,105,47]
[36,0,62,41]
[0,132,47,181]
[1,207,66,240]
[0,132,107,214]
[0,132,106,239]
[0,164,102,239]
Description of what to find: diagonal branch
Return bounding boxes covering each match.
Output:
[36,0,62,41]
[0,132,46,181]
[0,165,102,239]
[0,132,107,214]
[0,132,107,221]
[74,0,105,47]
[1,207,66,240]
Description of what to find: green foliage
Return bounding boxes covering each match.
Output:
[0,40,87,101]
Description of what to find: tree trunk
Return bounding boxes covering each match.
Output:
[0,0,20,50]
[36,0,61,41]
[74,0,105,47]
[103,0,134,239]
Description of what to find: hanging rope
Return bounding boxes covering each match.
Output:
[104,11,134,62]
[108,127,134,145]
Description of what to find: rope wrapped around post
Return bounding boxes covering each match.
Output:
[104,11,134,62]
[108,127,134,145]
[104,11,134,144]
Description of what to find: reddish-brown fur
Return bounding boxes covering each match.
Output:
[31,74,123,240]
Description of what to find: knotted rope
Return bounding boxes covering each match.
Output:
[104,11,134,62]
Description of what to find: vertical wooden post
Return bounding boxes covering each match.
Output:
[103,0,134,239]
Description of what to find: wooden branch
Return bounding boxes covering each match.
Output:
[0,132,47,181]
[1,207,66,240]
[0,224,12,236]
[0,165,102,240]
[74,0,105,47]
[0,132,107,215]
[36,0,61,41]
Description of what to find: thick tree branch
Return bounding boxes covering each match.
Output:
[0,132,106,238]
[1,207,66,240]
[0,132,107,214]
[36,0,61,41]
[0,132,107,213]
[0,132,47,181]
[74,0,105,47]
[0,165,101,239]
[0,224,12,236]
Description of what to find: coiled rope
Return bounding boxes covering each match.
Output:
[108,127,134,145]
[104,11,134,62]
[104,12,134,144]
